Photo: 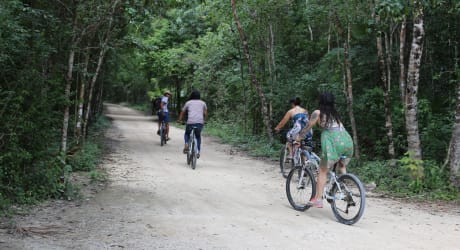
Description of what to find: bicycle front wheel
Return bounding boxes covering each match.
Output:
[279,144,292,178]
[330,173,366,225]
[286,165,316,211]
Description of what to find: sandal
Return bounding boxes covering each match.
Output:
[307,198,323,208]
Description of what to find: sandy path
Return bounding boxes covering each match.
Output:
[2,103,459,250]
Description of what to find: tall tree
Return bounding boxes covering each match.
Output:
[399,16,407,104]
[449,72,460,189]
[374,2,396,159]
[405,1,424,160]
[333,11,360,160]
[231,0,273,140]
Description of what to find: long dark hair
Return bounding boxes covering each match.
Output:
[289,97,301,106]
[319,92,341,127]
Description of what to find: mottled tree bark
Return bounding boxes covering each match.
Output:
[399,16,407,105]
[449,58,460,189]
[405,4,424,160]
[75,50,90,145]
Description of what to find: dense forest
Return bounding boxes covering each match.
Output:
[1,0,459,211]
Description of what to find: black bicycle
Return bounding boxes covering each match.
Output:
[159,120,167,146]
[186,125,199,169]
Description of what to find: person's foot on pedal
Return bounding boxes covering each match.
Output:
[183,145,189,154]
[307,198,323,208]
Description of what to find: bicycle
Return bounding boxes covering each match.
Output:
[285,141,320,210]
[280,138,318,178]
[286,154,366,225]
[186,125,199,169]
[159,120,167,146]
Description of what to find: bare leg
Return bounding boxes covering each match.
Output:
[287,142,293,157]
[339,160,347,174]
[166,123,170,138]
[315,167,328,199]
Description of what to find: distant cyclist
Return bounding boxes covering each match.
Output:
[275,97,312,162]
[178,90,207,158]
[157,90,172,141]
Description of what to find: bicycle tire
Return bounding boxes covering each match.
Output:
[286,165,316,211]
[191,138,197,169]
[186,131,194,165]
[186,146,192,165]
[160,125,166,146]
[330,173,366,225]
[279,145,291,178]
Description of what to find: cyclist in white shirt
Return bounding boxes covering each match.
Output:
[157,90,172,140]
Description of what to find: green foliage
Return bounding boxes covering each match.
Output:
[205,120,281,161]
[399,152,425,193]
[354,156,459,200]
[89,170,107,183]
[67,142,101,172]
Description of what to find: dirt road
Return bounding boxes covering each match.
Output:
[2,103,459,250]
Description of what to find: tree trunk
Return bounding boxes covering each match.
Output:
[405,4,424,160]
[231,0,273,141]
[449,77,460,189]
[448,44,460,189]
[83,44,108,138]
[61,18,81,154]
[75,50,90,145]
[399,16,407,105]
[333,14,360,160]
[375,12,396,159]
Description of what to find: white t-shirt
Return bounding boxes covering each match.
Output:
[161,96,169,112]
[182,100,207,124]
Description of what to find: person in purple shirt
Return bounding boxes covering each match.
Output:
[178,90,207,158]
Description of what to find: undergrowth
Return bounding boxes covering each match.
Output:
[0,116,111,217]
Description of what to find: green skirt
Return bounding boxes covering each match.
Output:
[320,129,354,169]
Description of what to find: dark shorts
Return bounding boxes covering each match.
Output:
[157,111,169,123]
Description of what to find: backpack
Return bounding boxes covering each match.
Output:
[152,97,162,112]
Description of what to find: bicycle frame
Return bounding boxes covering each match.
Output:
[323,171,346,201]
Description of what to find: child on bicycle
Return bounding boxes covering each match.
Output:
[178,90,207,158]
[275,97,313,162]
[299,91,354,208]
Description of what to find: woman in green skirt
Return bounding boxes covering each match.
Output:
[299,92,354,208]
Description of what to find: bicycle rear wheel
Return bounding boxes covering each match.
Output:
[286,165,316,211]
[279,144,292,178]
[330,174,366,225]
[190,138,197,169]
[160,125,166,146]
